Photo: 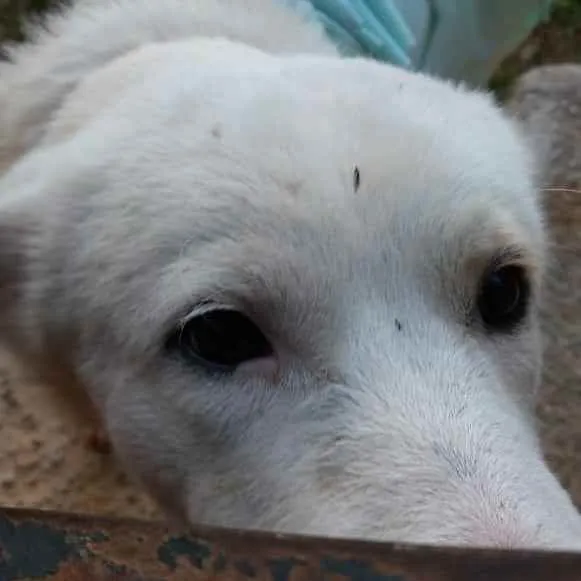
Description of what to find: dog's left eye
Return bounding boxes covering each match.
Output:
[173,309,273,370]
[477,265,530,332]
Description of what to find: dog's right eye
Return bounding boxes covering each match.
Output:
[171,309,273,371]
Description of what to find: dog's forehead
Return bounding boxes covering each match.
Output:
[89,52,542,235]
[88,50,531,188]
[128,60,542,252]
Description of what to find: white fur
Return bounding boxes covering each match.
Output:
[1,0,581,549]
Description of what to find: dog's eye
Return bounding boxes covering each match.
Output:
[175,309,273,370]
[477,265,530,332]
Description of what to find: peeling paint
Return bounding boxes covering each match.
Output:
[267,557,303,581]
[234,558,257,577]
[321,556,405,581]
[0,516,74,579]
[157,535,211,570]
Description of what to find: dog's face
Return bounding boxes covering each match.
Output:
[1,45,581,548]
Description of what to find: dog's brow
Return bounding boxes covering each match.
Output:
[455,207,541,269]
[491,245,526,267]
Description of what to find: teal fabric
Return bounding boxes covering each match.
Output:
[281,0,553,86]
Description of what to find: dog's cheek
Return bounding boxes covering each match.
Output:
[100,384,189,514]
[0,202,39,348]
[0,220,23,317]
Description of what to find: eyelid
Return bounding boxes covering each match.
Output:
[179,302,237,327]
[489,246,526,270]
[164,301,238,350]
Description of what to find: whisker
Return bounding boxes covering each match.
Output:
[541,186,581,195]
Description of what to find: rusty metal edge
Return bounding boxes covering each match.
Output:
[1,506,581,580]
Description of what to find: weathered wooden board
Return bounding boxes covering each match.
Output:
[1,507,581,580]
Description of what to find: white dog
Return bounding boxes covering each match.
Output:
[1,0,581,550]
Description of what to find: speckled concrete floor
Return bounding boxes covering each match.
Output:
[0,349,161,518]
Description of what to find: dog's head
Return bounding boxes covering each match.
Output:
[1,41,580,548]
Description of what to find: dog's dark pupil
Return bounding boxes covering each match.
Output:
[183,310,272,368]
[478,265,529,331]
